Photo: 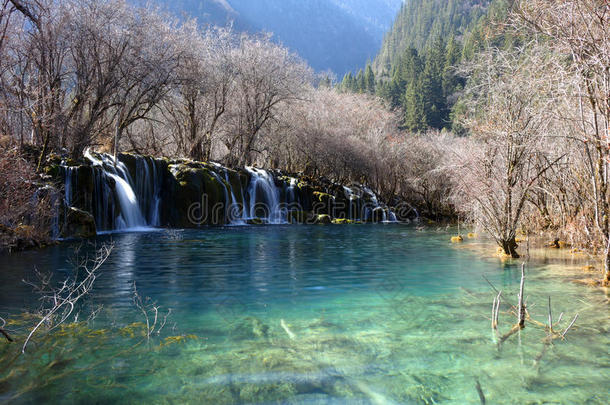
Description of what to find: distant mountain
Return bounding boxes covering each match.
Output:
[374,0,491,74]
[152,0,403,76]
[329,0,404,39]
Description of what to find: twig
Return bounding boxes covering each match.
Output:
[22,243,113,353]
[562,314,579,338]
[547,296,553,333]
[474,378,486,405]
[517,263,526,328]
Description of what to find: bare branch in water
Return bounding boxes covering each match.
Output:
[21,242,114,353]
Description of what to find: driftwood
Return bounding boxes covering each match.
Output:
[487,263,579,352]
[474,377,486,405]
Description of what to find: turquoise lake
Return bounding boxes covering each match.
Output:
[0,225,608,404]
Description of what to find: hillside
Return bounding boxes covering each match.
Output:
[374,0,491,74]
[154,0,403,76]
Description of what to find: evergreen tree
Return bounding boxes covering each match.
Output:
[403,81,426,132]
[364,63,375,94]
[340,72,354,92]
[442,35,463,99]
[421,37,447,129]
[355,69,365,93]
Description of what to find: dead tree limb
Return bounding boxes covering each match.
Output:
[474,377,486,405]
[517,263,526,328]
[22,243,113,353]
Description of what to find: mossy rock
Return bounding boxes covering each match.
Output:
[314,214,332,225]
[170,164,228,226]
[246,218,265,225]
[331,218,355,225]
[312,191,334,215]
[313,191,333,202]
[44,164,61,178]
[62,207,96,239]
[118,153,138,180]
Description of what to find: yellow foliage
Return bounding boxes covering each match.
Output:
[467,233,477,239]
[451,235,463,243]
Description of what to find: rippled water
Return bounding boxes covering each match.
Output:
[0,225,608,404]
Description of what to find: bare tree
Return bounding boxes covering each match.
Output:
[512,0,610,284]
[8,0,70,170]
[111,4,181,160]
[162,25,235,161]
[224,33,312,166]
[450,45,561,257]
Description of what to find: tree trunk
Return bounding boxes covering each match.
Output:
[35,129,50,173]
[602,243,610,287]
[500,237,520,258]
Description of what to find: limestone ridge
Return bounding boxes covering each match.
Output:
[45,152,403,237]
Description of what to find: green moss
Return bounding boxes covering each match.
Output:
[313,191,334,202]
[332,218,355,225]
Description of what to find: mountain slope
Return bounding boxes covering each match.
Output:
[374,0,491,73]
[154,0,402,76]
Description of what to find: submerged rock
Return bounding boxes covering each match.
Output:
[314,214,332,225]
[62,207,96,239]
[230,317,270,340]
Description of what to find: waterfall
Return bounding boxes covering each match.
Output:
[59,151,399,235]
[135,156,163,226]
[245,167,285,224]
[343,186,355,220]
[83,150,149,231]
[287,177,297,205]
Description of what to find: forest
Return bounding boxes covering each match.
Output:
[0,0,609,289]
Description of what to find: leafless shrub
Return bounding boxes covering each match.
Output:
[132,281,171,340]
[21,242,113,353]
[448,44,563,257]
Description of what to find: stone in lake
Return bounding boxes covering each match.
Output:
[62,207,96,239]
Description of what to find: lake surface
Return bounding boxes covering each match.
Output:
[0,225,608,404]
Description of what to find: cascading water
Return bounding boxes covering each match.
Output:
[134,156,163,227]
[245,167,286,224]
[60,151,398,235]
[84,150,147,230]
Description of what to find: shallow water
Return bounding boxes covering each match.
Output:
[0,225,608,404]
